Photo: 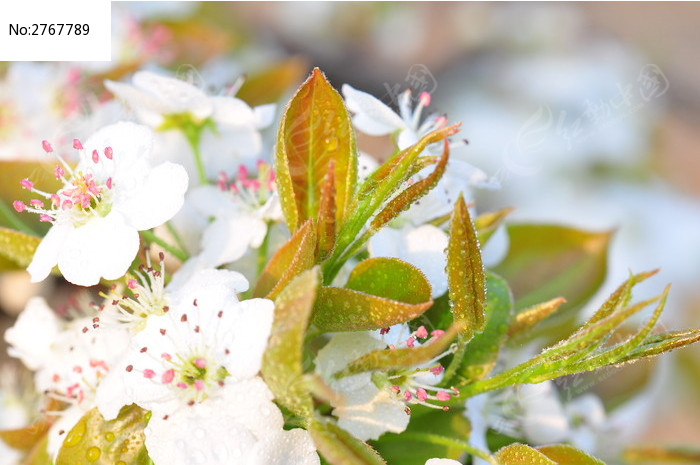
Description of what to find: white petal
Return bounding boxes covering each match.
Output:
[342,84,406,136]
[132,71,212,121]
[210,96,257,126]
[199,127,263,178]
[56,212,139,286]
[335,389,409,441]
[253,103,277,128]
[116,161,189,231]
[198,216,267,268]
[4,297,60,370]
[104,80,166,127]
[425,460,462,465]
[167,268,249,307]
[357,152,379,182]
[252,428,320,465]
[221,299,274,381]
[26,223,71,283]
[315,332,386,381]
[218,378,282,436]
[80,122,154,178]
[397,128,419,150]
[187,185,233,218]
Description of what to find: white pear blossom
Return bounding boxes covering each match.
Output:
[425,460,461,465]
[94,270,318,464]
[15,122,188,286]
[314,324,456,441]
[105,70,275,181]
[4,296,130,458]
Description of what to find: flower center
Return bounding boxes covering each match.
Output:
[217,162,276,212]
[13,139,115,226]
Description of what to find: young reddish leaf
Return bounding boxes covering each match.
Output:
[333,323,462,379]
[56,404,150,465]
[507,297,567,337]
[474,207,514,245]
[236,57,308,106]
[0,416,52,451]
[317,160,337,260]
[313,287,432,332]
[262,268,320,420]
[309,419,387,465]
[494,224,611,311]
[369,140,449,232]
[0,227,41,269]
[345,257,432,305]
[447,194,486,341]
[253,219,316,299]
[275,68,357,232]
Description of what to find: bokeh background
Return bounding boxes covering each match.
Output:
[1,1,699,461]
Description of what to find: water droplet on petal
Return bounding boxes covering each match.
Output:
[86,446,101,462]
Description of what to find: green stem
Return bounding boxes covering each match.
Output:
[140,229,189,262]
[0,199,39,236]
[166,221,189,256]
[381,432,497,464]
[257,226,271,277]
[183,128,208,185]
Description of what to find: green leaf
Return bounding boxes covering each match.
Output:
[447,194,486,342]
[495,444,556,465]
[537,445,606,464]
[313,287,432,332]
[371,405,471,465]
[262,267,320,420]
[313,258,433,332]
[333,323,461,379]
[0,227,41,270]
[616,329,700,363]
[494,224,611,312]
[56,404,151,465]
[309,419,387,465]
[453,272,514,383]
[275,67,357,233]
[237,57,308,106]
[253,219,316,299]
[344,257,432,305]
[507,297,566,337]
[23,433,50,465]
[623,445,700,463]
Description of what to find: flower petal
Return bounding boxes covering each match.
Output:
[4,297,61,370]
[251,428,320,465]
[342,84,407,136]
[220,299,274,381]
[116,161,189,231]
[56,212,139,286]
[26,223,72,283]
[131,71,212,122]
[198,216,267,268]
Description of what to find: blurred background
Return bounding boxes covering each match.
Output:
[1,2,699,462]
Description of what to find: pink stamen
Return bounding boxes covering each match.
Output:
[73,366,83,374]
[161,353,172,361]
[391,385,401,394]
[415,326,428,339]
[406,337,415,348]
[431,330,445,338]
[177,382,188,389]
[194,358,207,369]
[194,380,204,391]
[12,201,25,213]
[143,369,156,379]
[42,140,53,153]
[238,165,249,179]
[92,149,99,164]
[430,365,444,376]
[73,139,83,150]
[106,177,113,189]
[451,386,460,395]
[104,147,113,159]
[404,390,412,402]
[61,200,73,210]
[416,388,428,402]
[436,391,451,401]
[434,116,447,128]
[54,165,65,179]
[39,214,52,222]
[162,369,175,384]
[50,194,60,206]
[127,279,138,289]
[20,178,33,190]
[419,92,431,107]
[30,199,44,208]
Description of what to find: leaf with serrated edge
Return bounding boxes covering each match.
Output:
[345,257,432,305]
[537,444,605,464]
[56,404,150,465]
[275,68,357,232]
[313,287,432,332]
[0,227,41,269]
[262,268,320,420]
[309,419,387,465]
[334,323,462,379]
[495,444,556,465]
[253,219,316,299]
[447,194,486,341]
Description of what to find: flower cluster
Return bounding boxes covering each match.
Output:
[1,65,696,465]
